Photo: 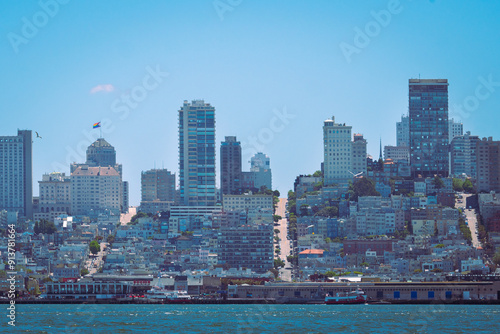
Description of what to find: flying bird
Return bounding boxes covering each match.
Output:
[35,132,42,139]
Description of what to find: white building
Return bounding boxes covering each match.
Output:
[222,193,273,211]
[323,116,352,187]
[36,172,71,220]
[384,146,410,164]
[0,130,33,218]
[71,165,121,215]
[352,134,367,176]
[396,115,409,147]
[449,118,463,143]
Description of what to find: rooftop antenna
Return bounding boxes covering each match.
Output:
[379,137,383,160]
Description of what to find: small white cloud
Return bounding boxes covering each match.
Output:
[90,84,115,94]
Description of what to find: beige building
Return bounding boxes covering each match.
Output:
[71,165,121,215]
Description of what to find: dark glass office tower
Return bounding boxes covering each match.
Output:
[220,136,242,195]
[409,79,449,177]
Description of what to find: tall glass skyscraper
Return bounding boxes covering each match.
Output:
[178,100,216,206]
[409,79,449,177]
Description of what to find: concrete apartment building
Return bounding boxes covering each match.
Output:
[450,131,480,178]
[222,193,273,212]
[352,133,367,176]
[476,137,500,193]
[0,130,33,218]
[35,172,71,220]
[71,165,121,215]
[140,168,176,213]
[323,116,352,187]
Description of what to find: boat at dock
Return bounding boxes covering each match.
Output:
[146,287,192,303]
[325,289,367,305]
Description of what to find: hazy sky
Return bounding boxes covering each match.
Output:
[2,0,500,205]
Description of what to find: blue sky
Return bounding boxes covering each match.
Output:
[1,0,500,205]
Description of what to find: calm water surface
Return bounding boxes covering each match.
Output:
[6,304,500,333]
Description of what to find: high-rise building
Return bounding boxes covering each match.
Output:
[323,116,352,187]
[178,100,216,206]
[246,152,272,190]
[71,165,121,215]
[86,138,116,167]
[476,137,500,193]
[450,131,479,178]
[35,172,71,220]
[396,115,410,147]
[449,118,464,144]
[220,136,242,195]
[71,138,128,213]
[0,130,33,218]
[352,134,367,175]
[409,79,449,177]
[141,169,176,202]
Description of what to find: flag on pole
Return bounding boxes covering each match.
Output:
[93,122,101,129]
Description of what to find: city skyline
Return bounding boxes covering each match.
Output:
[2,1,500,205]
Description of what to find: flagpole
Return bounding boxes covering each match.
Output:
[100,122,102,138]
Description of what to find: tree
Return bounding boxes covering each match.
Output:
[274,229,280,234]
[288,190,296,201]
[287,255,298,266]
[34,220,57,235]
[313,170,323,178]
[453,178,464,192]
[316,206,338,217]
[89,240,100,255]
[492,250,500,266]
[350,177,380,202]
[463,179,474,193]
[274,258,285,269]
[81,268,89,276]
[432,176,445,190]
[273,215,282,222]
[273,190,280,197]
[129,211,149,225]
[107,235,115,244]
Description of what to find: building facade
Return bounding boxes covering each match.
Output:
[220,136,242,195]
[450,131,480,178]
[36,172,71,219]
[384,145,410,164]
[141,169,176,202]
[396,114,409,147]
[0,130,33,218]
[71,166,121,215]
[352,134,367,175]
[71,138,128,213]
[323,116,352,187]
[178,100,216,206]
[476,137,500,193]
[409,79,449,177]
[218,224,273,273]
[449,118,464,144]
